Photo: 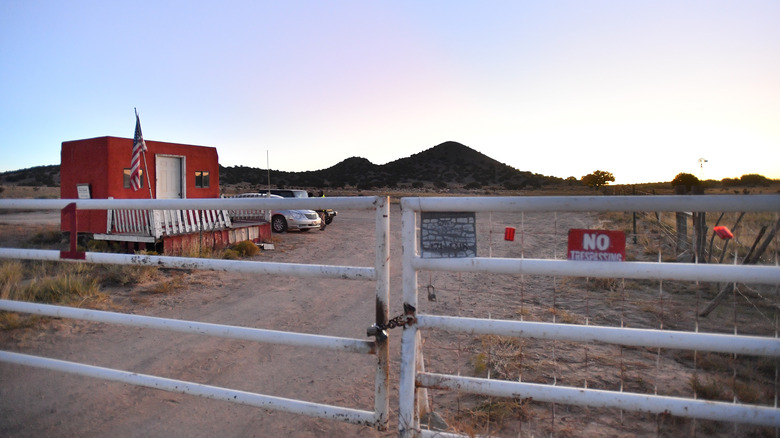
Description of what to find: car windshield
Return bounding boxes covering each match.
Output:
[292,191,307,198]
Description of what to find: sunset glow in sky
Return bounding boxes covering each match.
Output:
[1,1,778,184]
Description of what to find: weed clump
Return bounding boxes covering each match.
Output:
[232,240,260,257]
[221,249,239,260]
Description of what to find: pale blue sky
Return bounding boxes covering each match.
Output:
[1,1,778,184]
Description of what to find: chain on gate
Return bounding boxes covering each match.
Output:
[366,303,417,341]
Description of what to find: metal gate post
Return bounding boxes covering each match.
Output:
[373,196,390,429]
[399,204,419,437]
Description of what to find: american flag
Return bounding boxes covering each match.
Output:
[130,111,147,191]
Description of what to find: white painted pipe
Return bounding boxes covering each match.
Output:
[0,300,374,354]
[413,257,780,285]
[0,248,376,281]
[399,207,420,438]
[417,372,780,428]
[373,197,391,428]
[0,195,382,211]
[0,351,379,427]
[418,314,780,357]
[401,194,780,213]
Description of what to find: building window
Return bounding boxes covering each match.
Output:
[195,171,210,188]
[123,168,143,189]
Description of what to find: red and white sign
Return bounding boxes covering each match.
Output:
[567,229,626,262]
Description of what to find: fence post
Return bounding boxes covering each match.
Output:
[676,212,689,256]
[373,197,390,430]
[399,205,419,437]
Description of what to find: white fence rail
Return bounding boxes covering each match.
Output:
[399,195,780,437]
[0,196,391,430]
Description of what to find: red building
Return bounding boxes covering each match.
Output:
[60,136,269,254]
[61,136,220,234]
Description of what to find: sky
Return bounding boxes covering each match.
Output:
[1,1,778,185]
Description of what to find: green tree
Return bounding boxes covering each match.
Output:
[740,174,771,187]
[581,170,615,189]
[671,173,700,187]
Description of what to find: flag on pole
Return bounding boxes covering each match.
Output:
[130,110,147,191]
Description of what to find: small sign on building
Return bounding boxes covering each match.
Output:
[567,229,626,262]
[76,183,91,199]
[420,212,477,258]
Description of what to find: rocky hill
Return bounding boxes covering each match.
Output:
[0,165,60,187]
[220,141,562,190]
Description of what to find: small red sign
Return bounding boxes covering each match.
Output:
[504,227,516,241]
[567,229,626,262]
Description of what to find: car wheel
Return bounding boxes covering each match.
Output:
[271,215,288,233]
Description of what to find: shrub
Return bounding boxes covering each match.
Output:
[671,172,700,188]
[740,173,771,187]
[581,170,615,189]
[97,264,160,285]
[232,240,260,257]
[222,249,239,259]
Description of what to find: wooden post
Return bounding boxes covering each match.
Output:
[676,212,689,256]
[693,212,707,262]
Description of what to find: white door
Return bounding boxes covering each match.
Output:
[156,156,183,199]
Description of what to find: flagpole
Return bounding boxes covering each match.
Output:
[142,150,154,199]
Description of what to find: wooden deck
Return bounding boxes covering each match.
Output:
[93,209,271,254]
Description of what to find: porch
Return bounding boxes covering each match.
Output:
[93,208,271,255]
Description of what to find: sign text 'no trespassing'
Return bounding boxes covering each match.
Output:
[567,229,626,262]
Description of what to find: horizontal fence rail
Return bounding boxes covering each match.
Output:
[418,315,779,357]
[0,351,378,426]
[399,195,780,437]
[0,195,391,431]
[416,373,780,428]
[0,248,376,280]
[413,257,780,284]
[0,300,375,354]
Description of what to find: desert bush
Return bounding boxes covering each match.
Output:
[453,397,531,434]
[146,275,184,294]
[97,264,160,285]
[221,249,239,260]
[232,240,260,257]
[28,230,63,247]
[87,239,110,252]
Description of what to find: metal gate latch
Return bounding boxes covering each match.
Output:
[367,304,417,341]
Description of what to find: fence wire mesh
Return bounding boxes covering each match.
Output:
[414,207,779,437]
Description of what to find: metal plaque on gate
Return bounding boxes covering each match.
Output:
[420,212,477,258]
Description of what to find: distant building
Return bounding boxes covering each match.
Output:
[60,136,268,254]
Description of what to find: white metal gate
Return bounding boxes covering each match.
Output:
[0,196,391,430]
[398,195,780,437]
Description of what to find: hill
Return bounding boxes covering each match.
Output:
[0,165,60,187]
[220,141,562,190]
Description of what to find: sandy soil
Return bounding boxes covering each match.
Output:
[0,203,775,437]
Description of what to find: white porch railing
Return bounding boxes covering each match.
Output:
[103,207,233,241]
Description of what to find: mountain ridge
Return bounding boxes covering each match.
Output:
[221,141,561,190]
